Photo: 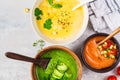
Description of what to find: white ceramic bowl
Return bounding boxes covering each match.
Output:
[31,0,89,45]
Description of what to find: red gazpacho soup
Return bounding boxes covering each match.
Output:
[84,36,118,69]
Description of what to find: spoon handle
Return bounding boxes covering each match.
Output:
[72,0,94,11]
[98,27,120,45]
[5,52,38,64]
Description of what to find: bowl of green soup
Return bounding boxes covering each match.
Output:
[31,46,82,80]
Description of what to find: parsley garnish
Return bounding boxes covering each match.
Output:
[48,0,62,8]
[34,8,43,20]
[44,19,52,30]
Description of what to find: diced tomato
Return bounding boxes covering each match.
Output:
[107,51,112,56]
[107,40,113,47]
[99,40,117,58]
[107,49,117,57]
[111,49,117,56]
[102,40,113,50]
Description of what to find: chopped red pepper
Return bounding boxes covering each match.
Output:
[111,49,117,56]
[102,45,108,50]
[106,40,113,47]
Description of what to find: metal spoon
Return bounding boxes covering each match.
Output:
[98,27,120,45]
[72,0,94,11]
[5,52,50,69]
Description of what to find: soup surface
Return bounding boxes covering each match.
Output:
[84,36,117,69]
[34,0,84,41]
[36,49,78,80]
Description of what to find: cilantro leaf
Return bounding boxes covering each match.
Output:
[34,8,43,20]
[48,0,53,5]
[34,8,43,16]
[44,19,52,30]
[36,16,41,20]
[48,0,62,9]
[52,4,62,8]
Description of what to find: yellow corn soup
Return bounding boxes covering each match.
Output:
[35,0,84,41]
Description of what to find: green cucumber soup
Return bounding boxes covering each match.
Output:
[36,49,78,80]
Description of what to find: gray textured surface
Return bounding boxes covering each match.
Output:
[0,0,120,80]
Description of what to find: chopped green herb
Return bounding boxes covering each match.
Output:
[36,16,41,20]
[34,8,43,20]
[48,0,62,8]
[44,18,52,30]
[106,56,110,59]
[33,39,45,51]
[106,48,110,52]
[48,0,53,5]
[52,4,62,8]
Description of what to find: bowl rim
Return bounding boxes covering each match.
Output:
[30,0,89,45]
[81,33,120,73]
[31,45,82,80]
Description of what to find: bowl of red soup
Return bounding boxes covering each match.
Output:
[81,33,120,73]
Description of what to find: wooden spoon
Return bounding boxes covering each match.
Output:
[98,27,120,45]
[5,52,50,69]
[72,0,94,11]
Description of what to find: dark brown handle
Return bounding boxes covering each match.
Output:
[5,52,38,64]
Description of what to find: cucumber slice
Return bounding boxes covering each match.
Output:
[50,77,56,80]
[110,54,115,59]
[62,72,72,80]
[64,72,72,78]
[103,51,107,54]
[57,63,68,72]
[52,69,63,79]
[103,54,107,58]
